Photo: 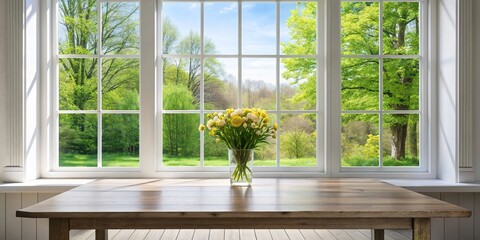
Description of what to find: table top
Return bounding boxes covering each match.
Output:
[17,178,471,219]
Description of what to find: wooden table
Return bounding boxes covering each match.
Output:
[16,179,471,240]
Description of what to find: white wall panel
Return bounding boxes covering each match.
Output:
[443,193,460,240]
[0,193,6,240]
[473,0,480,182]
[21,193,37,240]
[475,193,480,240]
[0,0,8,181]
[6,193,22,240]
[458,193,474,240]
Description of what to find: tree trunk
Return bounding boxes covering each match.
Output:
[390,123,407,160]
[408,120,418,156]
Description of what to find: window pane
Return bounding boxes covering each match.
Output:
[59,114,97,167]
[280,114,316,167]
[242,2,276,55]
[204,114,228,167]
[205,58,238,110]
[383,59,419,110]
[58,0,98,54]
[281,58,316,110]
[59,58,97,110]
[341,58,379,110]
[163,114,200,166]
[162,2,200,55]
[204,3,238,55]
[163,58,200,110]
[242,58,276,110]
[341,2,379,55]
[254,114,277,167]
[341,114,379,167]
[102,114,139,167]
[383,2,419,55]
[280,2,317,55]
[102,58,140,110]
[383,114,420,167]
[102,2,140,55]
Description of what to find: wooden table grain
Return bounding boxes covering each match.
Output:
[16,179,471,240]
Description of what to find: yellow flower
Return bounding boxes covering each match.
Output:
[243,123,247,128]
[206,113,213,119]
[209,130,216,136]
[214,112,218,116]
[215,138,220,143]
[226,108,234,114]
[217,120,226,127]
[273,123,278,130]
[263,117,269,123]
[198,125,205,131]
[230,116,243,127]
[207,119,215,130]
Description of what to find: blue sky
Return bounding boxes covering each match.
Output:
[162,2,314,85]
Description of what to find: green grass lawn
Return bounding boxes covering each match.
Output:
[60,153,139,167]
[60,154,316,167]
[342,156,419,167]
[60,153,418,167]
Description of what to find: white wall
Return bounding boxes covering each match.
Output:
[473,0,480,182]
[436,0,458,182]
[0,0,8,182]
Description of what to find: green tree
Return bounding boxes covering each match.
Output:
[282,2,419,160]
[58,0,140,155]
[163,85,199,157]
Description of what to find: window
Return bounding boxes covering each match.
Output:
[47,0,429,176]
[160,1,323,171]
[55,0,140,168]
[339,0,426,170]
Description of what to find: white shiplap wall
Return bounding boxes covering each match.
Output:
[0,0,8,179]
[0,191,479,240]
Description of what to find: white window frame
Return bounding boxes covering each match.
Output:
[329,0,435,178]
[157,0,325,174]
[40,0,435,178]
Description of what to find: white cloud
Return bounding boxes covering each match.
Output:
[219,3,237,14]
[189,3,199,9]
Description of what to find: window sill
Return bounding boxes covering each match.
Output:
[1,178,479,193]
[0,179,94,193]
[383,179,480,192]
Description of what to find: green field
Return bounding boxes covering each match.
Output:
[342,157,419,167]
[60,154,418,168]
[59,154,317,167]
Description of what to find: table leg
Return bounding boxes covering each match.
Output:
[371,229,384,240]
[413,218,431,240]
[96,229,108,240]
[49,218,69,240]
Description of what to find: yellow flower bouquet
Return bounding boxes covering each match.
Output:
[199,108,277,186]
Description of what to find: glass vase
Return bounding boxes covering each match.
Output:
[228,149,254,187]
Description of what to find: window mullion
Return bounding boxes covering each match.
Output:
[275,1,280,167]
[378,0,384,169]
[238,1,242,109]
[97,0,103,168]
[200,2,205,167]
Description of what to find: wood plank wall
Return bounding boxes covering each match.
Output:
[0,192,478,240]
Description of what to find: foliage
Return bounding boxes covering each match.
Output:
[362,134,379,159]
[163,85,199,157]
[280,131,315,159]
[58,0,140,160]
[283,1,420,161]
